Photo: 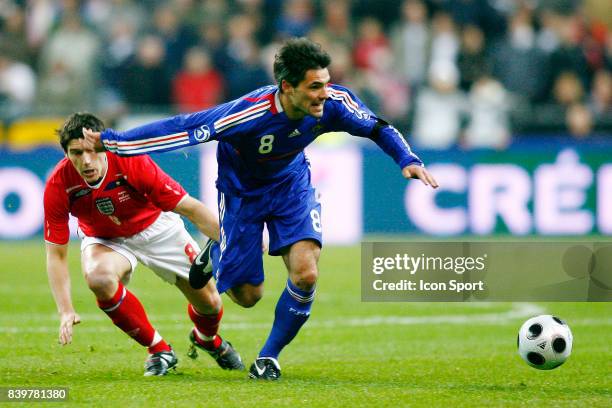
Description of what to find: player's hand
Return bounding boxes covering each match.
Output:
[82,128,105,152]
[402,164,439,188]
[58,312,81,345]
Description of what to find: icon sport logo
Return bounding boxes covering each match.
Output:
[194,125,211,142]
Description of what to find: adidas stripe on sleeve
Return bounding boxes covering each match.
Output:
[327,84,423,169]
[101,97,269,156]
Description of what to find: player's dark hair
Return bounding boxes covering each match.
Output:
[57,112,105,152]
[273,37,331,91]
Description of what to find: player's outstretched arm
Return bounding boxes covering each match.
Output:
[174,196,220,242]
[45,243,81,345]
[402,164,439,188]
[327,85,435,185]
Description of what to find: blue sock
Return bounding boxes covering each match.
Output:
[259,279,315,359]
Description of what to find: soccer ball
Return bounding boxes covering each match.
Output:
[517,315,573,370]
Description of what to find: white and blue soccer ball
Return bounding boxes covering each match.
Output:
[517,315,573,370]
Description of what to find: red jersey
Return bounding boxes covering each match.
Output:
[44,153,187,244]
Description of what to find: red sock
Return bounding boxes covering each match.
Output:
[97,282,170,354]
[188,303,223,349]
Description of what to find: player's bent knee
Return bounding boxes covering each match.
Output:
[237,294,262,308]
[228,289,262,308]
[190,294,222,314]
[176,278,222,314]
[291,267,319,290]
[83,262,119,296]
[210,292,222,311]
[84,265,118,295]
[199,291,222,313]
[236,299,258,308]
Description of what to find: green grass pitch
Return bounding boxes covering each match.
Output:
[0,241,610,407]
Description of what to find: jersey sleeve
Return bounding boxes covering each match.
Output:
[327,85,423,169]
[43,178,70,245]
[122,156,188,211]
[101,97,259,156]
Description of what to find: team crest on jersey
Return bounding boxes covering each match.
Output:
[194,125,211,142]
[95,197,115,215]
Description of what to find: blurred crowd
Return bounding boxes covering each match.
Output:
[0,0,611,149]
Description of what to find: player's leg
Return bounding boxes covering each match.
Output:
[81,241,176,376]
[209,191,267,307]
[250,181,322,380]
[131,212,244,370]
[250,240,320,380]
[175,277,244,370]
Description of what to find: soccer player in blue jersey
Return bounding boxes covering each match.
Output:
[84,37,438,380]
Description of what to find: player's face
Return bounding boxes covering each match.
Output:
[66,138,107,184]
[283,68,331,120]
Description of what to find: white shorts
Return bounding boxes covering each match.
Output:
[80,212,201,284]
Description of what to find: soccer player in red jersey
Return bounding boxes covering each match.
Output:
[44,112,244,376]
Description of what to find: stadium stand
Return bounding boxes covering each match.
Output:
[0,0,610,148]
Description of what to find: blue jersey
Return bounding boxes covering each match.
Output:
[101,84,423,196]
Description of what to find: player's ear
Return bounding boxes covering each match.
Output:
[281,79,293,94]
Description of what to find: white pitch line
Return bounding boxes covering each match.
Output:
[0,303,551,334]
[0,302,523,322]
[2,304,609,335]
[316,303,547,327]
